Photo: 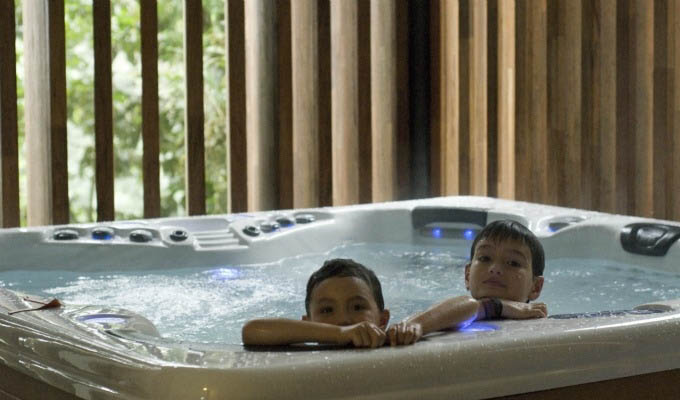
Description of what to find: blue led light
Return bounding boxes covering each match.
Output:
[459,322,499,332]
[432,228,443,239]
[463,229,476,240]
[208,267,242,281]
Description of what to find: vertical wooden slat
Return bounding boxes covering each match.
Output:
[409,0,431,199]
[370,0,398,202]
[245,0,278,211]
[291,0,319,208]
[330,0,359,205]
[497,0,515,199]
[48,1,69,224]
[276,2,293,210]
[141,0,160,218]
[672,0,680,221]
[396,0,410,200]
[550,0,582,208]
[633,0,654,217]
[93,0,114,222]
[515,0,548,203]
[317,0,332,207]
[653,0,670,220]
[616,2,633,215]
[590,0,617,214]
[469,0,487,195]
[459,1,470,194]
[357,0,372,204]
[486,0,498,198]
[227,0,247,213]
[0,0,20,227]
[278,1,293,210]
[25,0,69,226]
[438,0,460,196]
[430,0,441,196]
[184,0,206,215]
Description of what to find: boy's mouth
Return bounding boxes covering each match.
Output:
[483,278,507,288]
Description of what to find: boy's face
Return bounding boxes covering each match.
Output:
[465,237,544,302]
[303,276,390,329]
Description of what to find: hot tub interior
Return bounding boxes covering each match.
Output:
[0,196,679,400]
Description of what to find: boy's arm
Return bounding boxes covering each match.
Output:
[388,296,548,346]
[242,318,386,348]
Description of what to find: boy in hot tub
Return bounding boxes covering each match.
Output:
[242,258,390,348]
[387,219,548,346]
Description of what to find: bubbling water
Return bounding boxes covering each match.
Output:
[1,242,679,344]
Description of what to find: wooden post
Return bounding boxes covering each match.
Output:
[370,0,398,202]
[227,0,247,213]
[93,0,114,222]
[184,0,206,215]
[550,0,582,208]
[245,0,278,211]
[141,0,160,218]
[633,1,654,217]
[672,0,680,221]
[589,0,617,214]
[433,0,460,196]
[24,0,69,226]
[278,1,293,210]
[318,0,332,207]
[0,0,20,227]
[468,0,487,195]
[497,0,515,199]
[330,0,359,205]
[291,0,319,208]
[515,0,548,203]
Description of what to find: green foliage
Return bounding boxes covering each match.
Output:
[15,0,229,224]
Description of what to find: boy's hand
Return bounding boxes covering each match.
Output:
[337,321,387,348]
[386,322,423,346]
[500,300,547,319]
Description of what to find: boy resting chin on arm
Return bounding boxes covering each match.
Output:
[388,220,548,346]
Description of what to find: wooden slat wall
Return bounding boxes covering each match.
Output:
[9,1,680,225]
[141,0,161,218]
[0,0,20,227]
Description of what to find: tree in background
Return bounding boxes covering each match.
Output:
[14,0,228,224]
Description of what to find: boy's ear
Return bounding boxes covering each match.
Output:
[379,309,390,330]
[528,276,544,301]
[302,315,309,321]
[464,263,471,290]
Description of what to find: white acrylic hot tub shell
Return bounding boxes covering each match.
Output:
[0,196,679,399]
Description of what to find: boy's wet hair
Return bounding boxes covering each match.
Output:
[305,258,385,314]
[470,220,545,276]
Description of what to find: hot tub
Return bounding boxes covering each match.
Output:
[1,196,679,399]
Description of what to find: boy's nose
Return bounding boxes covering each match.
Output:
[489,262,503,274]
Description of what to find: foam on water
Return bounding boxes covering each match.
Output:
[1,242,680,344]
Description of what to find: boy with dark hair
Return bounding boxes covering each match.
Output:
[242,258,390,348]
[388,220,548,346]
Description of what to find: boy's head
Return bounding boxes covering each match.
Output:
[465,220,545,302]
[303,259,389,329]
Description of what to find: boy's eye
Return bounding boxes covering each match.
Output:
[476,255,491,262]
[352,303,367,311]
[320,306,333,314]
[507,259,522,267]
